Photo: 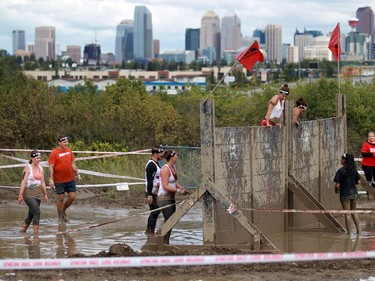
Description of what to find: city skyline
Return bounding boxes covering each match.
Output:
[1,0,374,55]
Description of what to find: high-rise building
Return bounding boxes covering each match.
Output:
[185,28,200,58]
[83,43,101,65]
[356,7,374,35]
[356,6,374,60]
[282,43,291,63]
[34,26,55,61]
[115,20,134,63]
[200,10,220,62]
[294,29,322,61]
[265,24,282,63]
[345,18,367,61]
[61,45,81,63]
[287,45,299,63]
[220,11,241,59]
[304,36,332,61]
[12,30,25,55]
[133,6,153,60]
[153,39,160,58]
[253,29,265,44]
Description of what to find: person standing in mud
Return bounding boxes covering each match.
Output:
[333,153,361,235]
[48,135,81,223]
[144,145,164,236]
[18,150,48,237]
[261,84,289,127]
[157,149,188,244]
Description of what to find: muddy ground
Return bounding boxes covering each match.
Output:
[0,187,374,281]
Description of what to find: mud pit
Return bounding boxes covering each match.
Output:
[0,187,375,281]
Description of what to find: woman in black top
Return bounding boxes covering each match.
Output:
[333,153,360,235]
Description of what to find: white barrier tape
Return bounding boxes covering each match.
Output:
[0,182,145,189]
[0,153,28,163]
[244,208,375,214]
[77,182,144,188]
[0,163,27,169]
[0,251,374,270]
[77,169,144,181]
[0,148,150,155]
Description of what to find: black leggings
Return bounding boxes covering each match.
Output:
[362,165,375,183]
[24,198,41,226]
[146,194,161,233]
[157,199,176,244]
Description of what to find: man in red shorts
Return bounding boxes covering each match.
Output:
[48,135,81,222]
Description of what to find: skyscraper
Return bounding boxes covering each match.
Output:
[294,29,323,61]
[83,43,101,65]
[12,30,25,55]
[61,45,81,63]
[200,10,220,61]
[356,7,374,35]
[185,28,200,51]
[133,6,153,60]
[115,20,134,63]
[356,6,374,59]
[265,24,282,63]
[253,29,265,44]
[220,11,241,59]
[153,39,160,58]
[34,26,55,61]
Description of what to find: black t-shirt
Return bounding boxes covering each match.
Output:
[333,166,360,199]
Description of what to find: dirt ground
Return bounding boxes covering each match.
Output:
[0,187,374,281]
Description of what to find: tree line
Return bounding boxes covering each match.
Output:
[1,53,374,155]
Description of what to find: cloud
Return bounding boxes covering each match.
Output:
[0,0,374,54]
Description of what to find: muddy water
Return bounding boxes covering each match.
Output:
[2,202,375,260]
[0,203,203,259]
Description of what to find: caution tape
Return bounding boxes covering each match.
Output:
[0,148,151,155]
[0,251,374,270]
[242,208,375,214]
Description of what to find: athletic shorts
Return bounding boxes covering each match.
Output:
[260,118,276,127]
[54,180,76,195]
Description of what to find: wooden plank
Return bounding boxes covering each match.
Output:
[289,174,346,233]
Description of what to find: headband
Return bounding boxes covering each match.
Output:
[31,152,41,158]
[151,148,164,154]
[342,152,350,160]
[299,105,307,110]
[166,151,177,161]
[280,89,289,95]
[58,136,68,142]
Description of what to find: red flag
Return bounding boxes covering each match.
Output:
[236,40,264,72]
[328,23,341,61]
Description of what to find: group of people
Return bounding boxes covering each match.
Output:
[261,84,308,127]
[261,84,369,235]
[144,146,188,244]
[17,92,373,241]
[18,135,81,237]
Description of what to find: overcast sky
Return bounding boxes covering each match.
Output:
[1,0,374,55]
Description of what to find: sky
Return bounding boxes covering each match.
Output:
[1,0,374,55]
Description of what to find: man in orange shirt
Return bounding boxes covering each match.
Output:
[48,135,81,222]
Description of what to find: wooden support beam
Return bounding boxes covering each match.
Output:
[288,174,346,233]
[203,178,277,251]
[359,174,375,199]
